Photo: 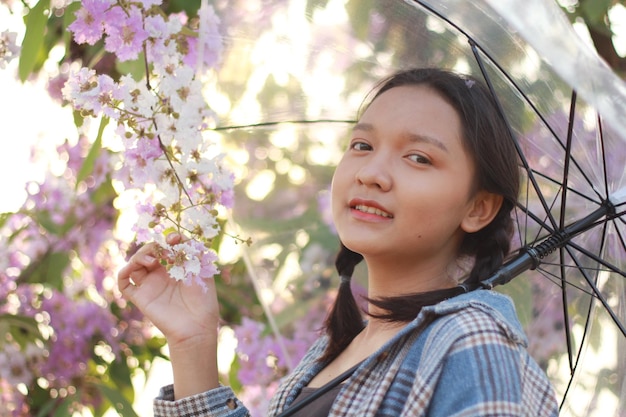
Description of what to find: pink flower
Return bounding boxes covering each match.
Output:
[103,6,149,62]
[166,240,219,291]
[182,5,222,70]
[46,72,69,103]
[68,0,114,45]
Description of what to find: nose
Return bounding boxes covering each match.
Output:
[355,153,392,191]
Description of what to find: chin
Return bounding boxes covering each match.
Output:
[339,239,373,256]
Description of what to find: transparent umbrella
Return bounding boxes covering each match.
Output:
[204,1,626,415]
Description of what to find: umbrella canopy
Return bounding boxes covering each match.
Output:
[204,1,626,415]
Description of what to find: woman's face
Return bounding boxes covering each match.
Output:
[331,85,480,268]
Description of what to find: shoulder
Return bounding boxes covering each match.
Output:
[399,290,529,375]
[393,291,523,368]
[422,289,528,348]
[402,292,558,416]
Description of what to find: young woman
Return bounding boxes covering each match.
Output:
[118,68,559,416]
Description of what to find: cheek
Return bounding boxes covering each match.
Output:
[329,160,356,229]
[329,170,344,219]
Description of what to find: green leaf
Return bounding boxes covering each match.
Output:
[44,252,70,289]
[581,0,612,24]
[166,0,201,16]
[228,355,243,393]
[94,382,140,417]
[76,117,108,187]
[73,110,85,128]
[19,0,51,82]
[35,398,58,417]
[0,212,12,228]
[34,210,73,236]
[116,52,148,81]
[52,394,78,417]
[108,358,134,394]
[62,1,81,49]
[20,251,70,290]
[91,178,117,206]
[0,314,39,333]
[0,314,42,347]
[210,218,227,251]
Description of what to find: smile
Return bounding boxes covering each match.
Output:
[353,204,393,218]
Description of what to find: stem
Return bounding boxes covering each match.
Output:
[225,213,293,369]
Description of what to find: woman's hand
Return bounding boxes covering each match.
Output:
[117,233,220,349]
[118,233,221,397]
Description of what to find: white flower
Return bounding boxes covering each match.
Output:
[0,342,32,386]
[0,30,20,69]
[168,241,202,280]
[116,75,158,118]
[62,68,98,110]
[180,204,219,239]
[164,239,218,290]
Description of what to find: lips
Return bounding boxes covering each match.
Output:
[354,204,393,218]
[349,199,393,218]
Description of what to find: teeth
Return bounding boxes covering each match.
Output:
[354,204,392,218]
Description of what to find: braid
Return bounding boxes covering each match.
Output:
[462,202,515,287]
[318,243,365,364]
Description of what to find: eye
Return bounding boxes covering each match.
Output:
[350,141,372,151]
[407,153,431,165]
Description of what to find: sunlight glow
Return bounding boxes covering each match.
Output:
[245,169,276,200]
[609,4,626,57]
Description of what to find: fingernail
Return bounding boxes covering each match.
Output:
[145,255,156,263]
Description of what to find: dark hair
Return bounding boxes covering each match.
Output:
[319,68,520,363]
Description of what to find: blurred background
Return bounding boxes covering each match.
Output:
[1,1,625,416]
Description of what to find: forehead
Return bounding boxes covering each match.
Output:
[359,85,464,149]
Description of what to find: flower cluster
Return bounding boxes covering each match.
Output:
[63,0,231,289]
[234,317,320,415]
[231,284,345,415]
[0,133,143,415]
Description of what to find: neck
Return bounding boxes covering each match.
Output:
[366,258,457,294]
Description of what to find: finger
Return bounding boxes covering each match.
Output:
[129,244,161,268]
[117,263,146,297]
[166,232,184,245]
[133,241,159,255]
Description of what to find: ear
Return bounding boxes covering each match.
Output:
[461,191,503,233]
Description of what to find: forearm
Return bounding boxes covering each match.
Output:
[168,334,220,400]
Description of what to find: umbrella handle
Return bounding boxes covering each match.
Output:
[480,201,615,289]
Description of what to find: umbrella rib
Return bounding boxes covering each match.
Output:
[408,2,559,228]
[567,238,626,279]
[530,169,602,206]
[408,2,625,410]
[540,260,621,281]
[558,92,577,372]
[563,242,626,338]
[535,264,601,298]
[558,221,613,406]
[598,116,611,199]
[611,209,626,255]
[211,119,356,131]
[515,201,556,236]
[467,41,558,232]
[467,50,604,204]
[411,0,605,205]
[615,207,626,220]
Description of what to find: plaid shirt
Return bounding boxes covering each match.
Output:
[154,290,559,417]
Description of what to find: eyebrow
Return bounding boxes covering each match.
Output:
[353,122,449,152]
